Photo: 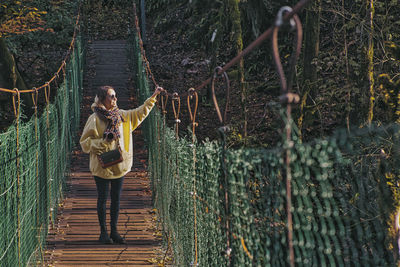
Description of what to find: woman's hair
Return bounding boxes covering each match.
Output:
[96,86,114,103]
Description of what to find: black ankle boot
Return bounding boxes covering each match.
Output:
[99,231,113,244]
[110,232,126,244]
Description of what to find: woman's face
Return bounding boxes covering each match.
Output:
[104,88,117,110]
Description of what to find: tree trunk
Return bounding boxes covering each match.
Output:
[0,38,33,114]
[367,0,375,124]
[299,0,321,138]
[207,2,224,101]
[302,0,321,85]
[227,0,247,140]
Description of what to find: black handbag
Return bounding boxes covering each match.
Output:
[98,145,123,168]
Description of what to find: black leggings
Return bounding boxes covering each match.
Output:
[94,176,124,233]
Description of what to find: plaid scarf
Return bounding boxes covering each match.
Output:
[94,106,124,140]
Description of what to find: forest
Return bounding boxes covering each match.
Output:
[1,0,400,144]
[140,0,400,147]
[1,0,400,266]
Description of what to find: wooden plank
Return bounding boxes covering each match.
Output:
[44,40,162,266]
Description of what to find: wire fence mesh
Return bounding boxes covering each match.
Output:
[130,30,400,266]
[0,34,83,267]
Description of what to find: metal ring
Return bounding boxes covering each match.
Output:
[188,87,196,98]
[276,6,295,28]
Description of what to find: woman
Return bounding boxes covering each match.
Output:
[80,85,162,244]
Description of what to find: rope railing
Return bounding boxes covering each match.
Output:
[130,1,400,266]
[0,7,83,267]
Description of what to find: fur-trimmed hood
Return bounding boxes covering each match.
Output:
[91,96,106,112]
[91,96,119,112]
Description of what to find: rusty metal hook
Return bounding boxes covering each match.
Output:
[172,92,181,138]
[272,9,302,103]
[187,88,199,136]
[276,6,296,28]
[172,92,181,122]
[160,90,168,114]
[211,66,230,125]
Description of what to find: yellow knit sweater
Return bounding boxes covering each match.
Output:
[80,96,157,179]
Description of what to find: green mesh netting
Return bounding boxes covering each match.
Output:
[0,34,84,267]
[129,31,400,266]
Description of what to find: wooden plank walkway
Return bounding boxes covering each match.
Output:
[44,40,162,266]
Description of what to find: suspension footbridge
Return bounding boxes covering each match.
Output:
[1,1,400,266]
